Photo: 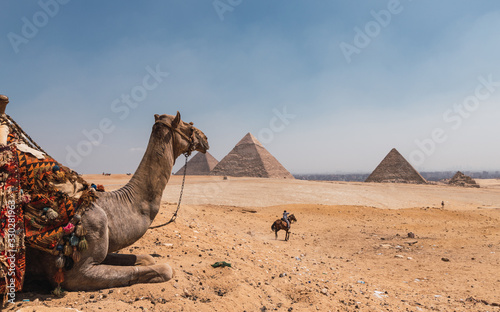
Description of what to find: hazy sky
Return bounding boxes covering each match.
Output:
[1,1,500,174]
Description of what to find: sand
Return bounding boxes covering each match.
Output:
[4,176,500,311]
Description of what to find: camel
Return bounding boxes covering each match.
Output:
[271,214,297,241]
[26,112,209,291]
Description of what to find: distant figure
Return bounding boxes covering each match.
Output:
[441,201,445,209]
[282,210,290,229]
[271,213,297,241]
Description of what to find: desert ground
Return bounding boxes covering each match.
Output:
[4,175,500,312]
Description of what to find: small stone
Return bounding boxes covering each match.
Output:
[321,288,328,295]
[441,257,450,262]
[279,273,287,277]
[394,255,404,259]
[408,232,415,238]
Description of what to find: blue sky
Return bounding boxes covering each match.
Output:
[1,1,500,174]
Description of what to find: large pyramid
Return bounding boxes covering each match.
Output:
[211,133,294,179]
[175,151,218,175]
[365,148,427,184]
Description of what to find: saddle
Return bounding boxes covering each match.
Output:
[0,125,97,299]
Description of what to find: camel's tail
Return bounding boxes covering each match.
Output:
[271,222,276,231]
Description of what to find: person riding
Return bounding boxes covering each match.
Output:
[282,210,290,229]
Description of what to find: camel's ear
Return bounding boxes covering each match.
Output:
[154,114,160,122]
[172,111,181,128]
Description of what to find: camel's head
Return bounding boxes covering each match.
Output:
[154,112,209,156]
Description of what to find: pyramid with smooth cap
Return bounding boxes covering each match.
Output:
[365,148,427,184]
[175,151,219,175]
[211,133,294,179]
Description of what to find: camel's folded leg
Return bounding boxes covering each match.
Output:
[102,253,156,266]
[63,259,174,291]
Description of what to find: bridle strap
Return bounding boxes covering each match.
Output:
[155,119,196,156]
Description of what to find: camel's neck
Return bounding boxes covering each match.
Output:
[127,127,178,217]
[101,126,182,251]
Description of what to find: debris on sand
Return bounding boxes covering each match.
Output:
[211,261,232,268]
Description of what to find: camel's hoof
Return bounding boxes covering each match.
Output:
[151,263,174,283]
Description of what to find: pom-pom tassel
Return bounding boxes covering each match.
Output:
[54,268,64,284]
[78,236,88,251]
[46,208,59,221]
[72,247,81,262]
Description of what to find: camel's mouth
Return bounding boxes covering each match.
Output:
[193,129,209,153]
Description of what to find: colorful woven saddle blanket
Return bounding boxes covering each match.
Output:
[0,132,96,299]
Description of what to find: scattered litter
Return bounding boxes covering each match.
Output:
[211,261,231,268]
[357,280,365,284]
[374,291,388,299]
[394,255,404,259]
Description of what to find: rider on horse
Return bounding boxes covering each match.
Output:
[282,210,291,229]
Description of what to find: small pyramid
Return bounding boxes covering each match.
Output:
[449,171,479,188]
[175,151,218,175]
[211,133,294,179]
[365,148,427,184]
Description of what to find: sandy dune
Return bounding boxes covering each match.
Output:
[5,176,500,311]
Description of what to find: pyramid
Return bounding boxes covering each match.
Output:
[211,133,294,179]
[175,151,219,175]
[449,171,479,188]
[365,148,427,184]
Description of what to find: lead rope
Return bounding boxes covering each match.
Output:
[149,153,189,229]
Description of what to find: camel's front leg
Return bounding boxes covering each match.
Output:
[63,258,174,290]
[62,206,173,290]
[103,253,157,266]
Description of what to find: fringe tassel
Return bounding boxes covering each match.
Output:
[54,268,64,284]
[72,247,81,263]
[78,236,88,251]
[52,285,65,297]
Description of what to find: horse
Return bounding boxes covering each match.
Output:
[271,214,297,241]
